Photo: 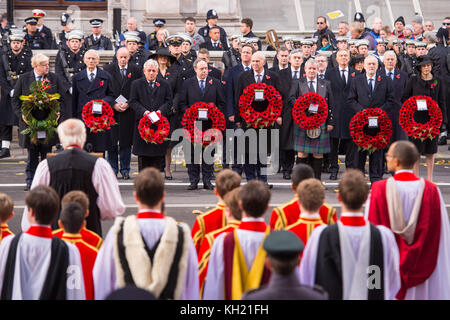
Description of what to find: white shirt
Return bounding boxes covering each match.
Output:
[366,75,376,88]
[306,77,317,92]
[119,64,128,75]
[34,71,45,81]
[339,67,349,83]
[385,68,395,80]
[87,68,97,80]
[254,70,265,83]
[291,67,301,79]
[21,155,125,232]
[242,63,251,71]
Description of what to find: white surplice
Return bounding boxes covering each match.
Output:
[21,157,126,231]
[93,217,199,300]
[365,170,450,299]
[299,213,401,300]
[0,229,86,300]
[203,217,268,300]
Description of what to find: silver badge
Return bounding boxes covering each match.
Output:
[306,128,321,139]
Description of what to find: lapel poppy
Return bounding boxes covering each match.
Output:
[127,73,132,78]
[209,79,213,85]
[156,82,160,87]
[99,80,104,86]
[377,76,381,82]
[265,75,271,80]
[395,74,401,79]
[351,72,355,77]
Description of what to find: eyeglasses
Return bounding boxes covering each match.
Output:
[317,22,325,24]
[443,22,450,26]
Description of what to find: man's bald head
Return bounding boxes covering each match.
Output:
[390,141,420,168]
[116,47,131,68]
[57,119,86,149]
[127,17,138,31]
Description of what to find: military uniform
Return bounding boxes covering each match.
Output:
[148,19,165,50]
[198,9,228,46]
[23,17,49,50]
[33,10,53,49]
[84,19,113,51]
[0,34,32,158]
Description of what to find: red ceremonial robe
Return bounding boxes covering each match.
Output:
[368,171,441,300]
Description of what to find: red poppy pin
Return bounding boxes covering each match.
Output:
[156,82,160,87]
[266,75,271,80]
[166,72,170,76]
[430,80,437,89]
[218,43,222,48]
[222,80,226,85]
[209,79,213,85]
[351,72,355,77]
[127,73,132,78]
[208,69,211,73]
[302,73,306,77]
[396,74,400,79]
[99,80,104,86]
[377,76,381,82]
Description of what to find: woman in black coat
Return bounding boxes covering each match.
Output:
[402,55,447,181]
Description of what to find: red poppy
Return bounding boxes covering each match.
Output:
[350,108,392,153]
[377,76,381,82]
[400,95,442,141]
[292,92,328,130]
[156,82,160,87]
[396,74,401,79]
[99,80,104,86]
[222,81,226,85]
[430,83,436,89]
[209,79,213,85]
[82,99,115,133]
[166,72,171,76]
[127,73,132,78]
[265,75,271,80]
[351,72,356,77]
[138,111,170,144]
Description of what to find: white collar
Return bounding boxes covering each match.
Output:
[306,77,317,83]
[241,217,265,222]
[385,68,395,74]
[254,70,265,78]
[138,209,161,214]
[242,63,251,70]
[299,212,321,219]
[119,64,128,70]
[339,67,348,72]
[366,75,376,81]
[291,66,301,72]
[34,71,44,79]
[87,68,97,77]
[340,212,364,217]
[395,169,414,174]
[197,77,207,83]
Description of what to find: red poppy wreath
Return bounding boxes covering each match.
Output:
[82,99,115,133]
[181,102,225,146]
[399,95,442,141]
[350,108,392,153]
[138,111,170,144]
[292,92,328,129]
[238,82,282,128]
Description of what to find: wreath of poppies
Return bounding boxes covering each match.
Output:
[399,95,442,141]
[182,102,225,146]
[82,99,115,133]
[350,108,392,153]
[292,92,328,129]
[238,82,282,128]
[138,111,170,144]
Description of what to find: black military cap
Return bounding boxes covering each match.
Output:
[153,19,166,27]
[207,9,218,19]
[24,17,38,25]
[90,19,103,27]
[263,230,304,260]
[61,13,72,26]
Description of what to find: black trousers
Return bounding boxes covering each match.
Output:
[0,125,12,142]
[184,144,214,185]
[330,138,355,173]
[353,146,383,183]
[138,156,163,172]
[280,149,296,174]
[26,144,51,185]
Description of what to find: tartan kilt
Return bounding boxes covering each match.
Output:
[294,122,330,154]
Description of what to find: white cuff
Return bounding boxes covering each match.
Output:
[9,89,14,97]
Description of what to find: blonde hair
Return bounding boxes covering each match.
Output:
[31,53,49,68]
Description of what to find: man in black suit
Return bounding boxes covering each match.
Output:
[240,18,262,51]
[269,46,290,72]
[235,52,281,185]
[325,49,359,180]
[224,44,255,173]
[182,48,222,80]
[277,49,304,179]
[72,49,115,153]
[104,47,143,179]
[129,59,173,172]
[179,59,226,190]
[199,26,228,51]
[347,55,395,183]
[12,53,66,190]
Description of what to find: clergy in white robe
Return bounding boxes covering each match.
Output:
[367,141,450,300]
[92,168,199,300]
[300,169,401,300]
[0,186,85,300]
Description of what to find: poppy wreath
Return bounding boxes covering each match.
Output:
[82,99,115,133]
[181,102,226,147]
[350,108,392,153]
[238,82,282,128]
[292,92,328,129]
[138,111,170,144]
[399,95,442,141]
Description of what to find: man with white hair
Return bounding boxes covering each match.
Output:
[72,49,115,153]
[120,17,148,49]
[12,53,66,191]
[129,59,172,172]
[21,118,125,236]
[348,55,395,183]
[411,15,424,41]
[370,17,383,39]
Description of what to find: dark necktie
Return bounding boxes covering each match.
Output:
[90,72,95,82]
[293,71,298,80]
[244,66,250,71]
[36,75,42,81]
[308,81,315,93]
[121,68,126,78]
[256,74,262,83]
[200,80,205,93]
[369,78,374,94]
[388,72,393,80]
[319,74,324,80]
[341,70,346,83]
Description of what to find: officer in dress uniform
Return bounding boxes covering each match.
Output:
[180,33,197,64]
[242,230,328,300]
[121,32,151,69]
[0,32,32,159]
[148,19,165,50]
[84,19,113,51]
[23,17,48,50]
[399,39,418,77]
[198,9,228,46]
[32,9,53,49]
[167,34,194,82]
[55,30,86,122]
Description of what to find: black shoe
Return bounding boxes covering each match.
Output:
[0,148,10,159]
[266,183,273,189]
[283,172,291,180]
[121,172,130,180]
[24,183,31,191]
[330,172,338,180]
[165,173,173,180]
[203,182,214,190]
[187,183,198,190]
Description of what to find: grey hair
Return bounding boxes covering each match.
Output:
[289,48,304,57]
[384,50,397,60]
[252,51,266,61]
[193,58,208,69]
[84,49,100,60]
[365,54,379,65]
[304,58,318,69]
[143,59,159,70]
[423,31,437,43]
[57,119,86,148]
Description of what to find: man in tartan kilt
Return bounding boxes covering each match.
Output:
[288,58,335,180]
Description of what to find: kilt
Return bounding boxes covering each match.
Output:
[294,123,330,154]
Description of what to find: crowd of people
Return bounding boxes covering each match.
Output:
[0,8,449,300]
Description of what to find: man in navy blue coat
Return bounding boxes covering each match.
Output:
[325,49,359,180]
[347,55,395,183]
[72,49,115,153]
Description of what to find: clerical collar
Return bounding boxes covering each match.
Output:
[137,209,164,219]
[26,225,53,238]
[299,212,321,219]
